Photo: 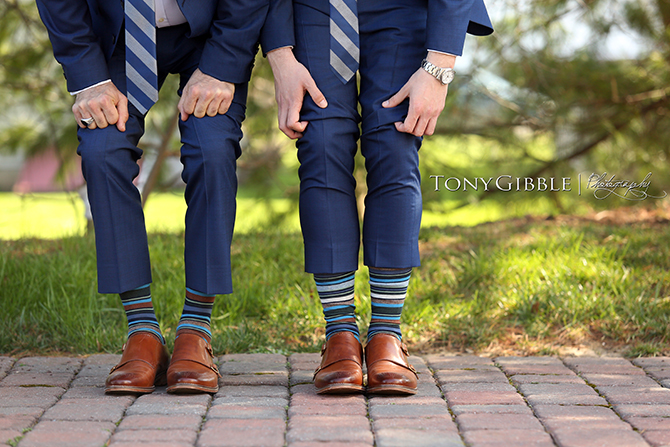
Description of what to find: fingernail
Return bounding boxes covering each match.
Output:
[382,101,389,107]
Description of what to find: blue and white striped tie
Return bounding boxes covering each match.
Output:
[125,0,158,115]
[329,0,359,84]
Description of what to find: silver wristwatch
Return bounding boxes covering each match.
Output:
[421,59,455,85]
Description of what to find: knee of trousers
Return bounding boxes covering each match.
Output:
[179,114,243,188]
[180,146,238,189]
[297,117,360,192]
[361,123,421,194]
[77,127,143,185]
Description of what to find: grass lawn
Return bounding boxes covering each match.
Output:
[0,192,302,239]
[2,201,670,357]
[0,191,574,240]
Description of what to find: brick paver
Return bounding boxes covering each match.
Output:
[5,353,670,445]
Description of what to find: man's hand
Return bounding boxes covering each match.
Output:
[382,52,456,137]
[178,68,235,121]
[267,47,328,139]
[73,82,129,132]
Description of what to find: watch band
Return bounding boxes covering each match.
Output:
[421,59,455,85]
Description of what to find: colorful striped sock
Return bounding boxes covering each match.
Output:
[367,267,412,341]
[176,288,215,343]
[120,284,165,344]
[314,272,360,341]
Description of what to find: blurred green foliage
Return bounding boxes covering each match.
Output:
[429,0,670,213]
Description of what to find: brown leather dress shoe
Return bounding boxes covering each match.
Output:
[105,332,170,394]
[313,331,364,394]
[365,333,418,395]
[167,330,221,394]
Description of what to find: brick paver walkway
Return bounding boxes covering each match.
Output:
[2,354,670,446]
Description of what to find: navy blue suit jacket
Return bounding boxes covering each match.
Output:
[295,0,493,56]
[36,0,294,92]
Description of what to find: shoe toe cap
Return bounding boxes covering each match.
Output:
[371,370,414,386]
[168,365,218,388]
[107,368,153,388]
[315,369,361,387]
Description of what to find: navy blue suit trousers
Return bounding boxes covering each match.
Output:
[77,25,247,295]
[295,0,429,274]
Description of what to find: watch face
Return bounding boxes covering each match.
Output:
[441,70,454,84]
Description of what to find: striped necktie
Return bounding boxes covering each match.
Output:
[125,0,158,115]
[329,0,359,83]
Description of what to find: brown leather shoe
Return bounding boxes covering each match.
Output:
[313,331,364,394]
[166,330,221,394]
[105,332,170,394]
[365,333,418,395]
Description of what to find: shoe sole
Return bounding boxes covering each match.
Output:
[104,370,167,395]
[166,383,219,394]
[366,385,417,395]
[315,383,365,395]
[105,385,155,395]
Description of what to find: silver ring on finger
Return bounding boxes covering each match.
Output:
[80,117,95,127]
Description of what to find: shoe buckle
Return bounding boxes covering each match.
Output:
[210,363,222,378]
[109,344,127,373]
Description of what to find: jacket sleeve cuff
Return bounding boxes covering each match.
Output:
[426,0,493,56]
[198,42,257,84]
[197,1,269,84]
[259,0,295,56]
[62,50,111,93]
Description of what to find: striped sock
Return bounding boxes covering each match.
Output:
[367,267,412,341]
[176,288,215,343]
[120,284,165,344]
[314,272,360,341]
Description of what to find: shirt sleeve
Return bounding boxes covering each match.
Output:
[69,79,112,96]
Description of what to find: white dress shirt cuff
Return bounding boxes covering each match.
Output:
[70,79,112,96]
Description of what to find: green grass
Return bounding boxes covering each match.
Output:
[0,190,592,240]
[410,217,670,356]
[2,214,669,357]
[0,192,301,239]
